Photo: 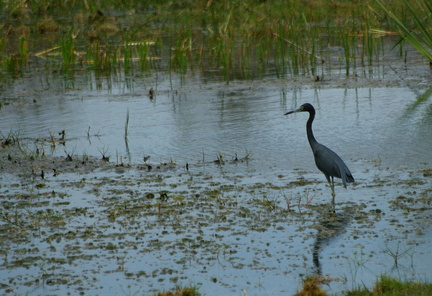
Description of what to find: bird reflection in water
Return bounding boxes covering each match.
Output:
[313,209,352,276]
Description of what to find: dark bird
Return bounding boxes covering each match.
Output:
[285,103,354,205]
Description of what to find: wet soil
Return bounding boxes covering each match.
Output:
[1,45,432,295]
[1,129,431,295]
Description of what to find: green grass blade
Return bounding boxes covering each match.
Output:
[375,0,432,61]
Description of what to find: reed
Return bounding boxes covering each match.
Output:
[18,36,28,66]
[60,33,75,71]
[375,0,432,62]
[124,109,130,140]
[137,41,151,72]
[341,31,352,76]
[0,0,425,81]
[123,43,133,75]
[171,38,190,75]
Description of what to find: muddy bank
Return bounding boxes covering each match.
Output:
[1,49,431,295]
[1,135,431,295]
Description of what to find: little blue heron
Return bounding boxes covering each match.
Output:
[285,103,354,205]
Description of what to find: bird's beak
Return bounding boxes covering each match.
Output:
[284,108,301,115]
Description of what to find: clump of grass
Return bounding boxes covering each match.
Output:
[294,275,337,296]
[152,285,200,296]
[60,33,76,71]
[1,130,20,147]
[86,40,107,70]
[37,16,59,33]
[171,38,191,75]
[4,35,29,73]
[347,275,432,296]
[137,41,152,71]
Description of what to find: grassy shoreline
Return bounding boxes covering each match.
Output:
[152,275,432,295]
[0,1,426,81]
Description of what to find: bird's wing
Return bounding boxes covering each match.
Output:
[313,144,354,187]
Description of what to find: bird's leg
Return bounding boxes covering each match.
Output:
[330,177,336,207]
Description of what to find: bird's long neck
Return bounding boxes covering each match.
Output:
[306,109,318,149]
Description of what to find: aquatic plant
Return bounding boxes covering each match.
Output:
[18,36,28,67]
[98,146,110,161]
[137,41,152,71]
[124,109,130,140]
[123,42,133,75]
[374,0,432,62]
[3,36,28,73]
[60,33,76,71]
[382,242,414,269]
[1,130,20,147]
[0,1,428,81]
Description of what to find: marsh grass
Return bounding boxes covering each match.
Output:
[1,130,20,147]
[18,36,28,67]
[137,41,152,71]
[294,275,337,296]
[60,33,76,71]
[382,242,414,269]
[0,1,427,81]
[150,277,432,296]
[375,0,432,62]
[347,275,432,296]
[124,109,130,140]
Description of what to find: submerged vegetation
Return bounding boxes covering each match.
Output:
[0,0,429,81]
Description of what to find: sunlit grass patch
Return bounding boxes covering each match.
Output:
[347,275,432,296]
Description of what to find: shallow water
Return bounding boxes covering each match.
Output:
[1,68,432,295]
[2,72,432,172]
[1,162,431,296]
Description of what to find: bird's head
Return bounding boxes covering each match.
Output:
[284,103,314,115]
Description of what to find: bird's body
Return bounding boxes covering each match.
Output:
[285,103,354,205]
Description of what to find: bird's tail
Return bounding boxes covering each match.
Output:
[342,173,354,188]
